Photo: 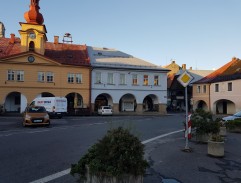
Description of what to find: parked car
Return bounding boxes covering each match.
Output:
[98,106,113,116]
[22,106,50,127]
[222,110,241,122]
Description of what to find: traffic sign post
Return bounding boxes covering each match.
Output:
[177,71,194,151]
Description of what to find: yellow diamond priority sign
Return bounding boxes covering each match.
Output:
[177,71,193,87]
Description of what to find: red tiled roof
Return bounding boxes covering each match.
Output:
[0,37,21,57]
[195,57,241,84]
[0,37,90,66]
[45,42,90,66]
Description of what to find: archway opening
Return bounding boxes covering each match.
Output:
[4,92,27,113]
[94,94,113,112]
[214,99,235,115]
[143,94,158,112]
[65,92,83,114]
[196,100,208,111]
[119,94,136,112]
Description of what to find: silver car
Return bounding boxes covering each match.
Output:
[98,106,113,116]
[222,110,241,121]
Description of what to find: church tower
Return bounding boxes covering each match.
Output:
[19,0,47,55]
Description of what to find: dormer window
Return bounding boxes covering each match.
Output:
[29,41,35,51]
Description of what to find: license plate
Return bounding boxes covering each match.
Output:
[33,119,42,123]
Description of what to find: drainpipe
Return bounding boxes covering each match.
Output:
[89,66,92,115]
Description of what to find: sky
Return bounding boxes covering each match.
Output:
[1,0,241,70]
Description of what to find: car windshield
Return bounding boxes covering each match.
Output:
[27,107,46,113]
[234,111,241,117]
[103,106,111,109]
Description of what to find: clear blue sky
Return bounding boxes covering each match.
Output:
[1,0,241,70]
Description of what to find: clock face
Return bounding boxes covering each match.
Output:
[29,32,36,39]
[28,56,35,63]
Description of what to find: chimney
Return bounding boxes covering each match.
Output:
[172,60,175,64]
[189,67,192,70]
[182,64,186,70]
[54,36,59,44]
[9,33,15,44]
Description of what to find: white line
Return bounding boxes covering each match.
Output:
[29,168,71,183]
[28,129,183,183]
[141,129,184,144]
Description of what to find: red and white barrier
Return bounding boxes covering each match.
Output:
[185,113,192,139]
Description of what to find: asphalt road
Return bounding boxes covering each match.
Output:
[0,114,184,183]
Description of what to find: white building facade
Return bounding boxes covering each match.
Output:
[88,47,169,115]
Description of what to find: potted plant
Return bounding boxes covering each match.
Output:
[226,119,241,133]
[70,127,149,183]
[191,109,214,143]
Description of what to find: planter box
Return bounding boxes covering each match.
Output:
[207,140,224,157]
[196,133,210,143]
[219,127,227,136]
[84,166,143,183]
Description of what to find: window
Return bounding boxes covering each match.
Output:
[228,82,232,91]
[107,73,114,84]
[95,72,101,84]
[154,75,159,86]
[197,85,201,93]
[132,74,138,85]
[16,71,24,81]
[7,70,24,81]
[68,73,75,83]
[215,84,219,92]
[203,85,206,93]
[119,74,125,85]
[38,72,45,82]
[143,75,148,85]
[76,74,82,84]
[7,70,15,81]
[46,72,54,82]
[29,41,35,51]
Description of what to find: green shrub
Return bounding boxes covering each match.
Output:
[191,109,219,135]
[70,127,149,182]
[226,119,241,132]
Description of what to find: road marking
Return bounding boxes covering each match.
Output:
[29,168,71,183]
[142,129,184,144]
[28,129,183,183]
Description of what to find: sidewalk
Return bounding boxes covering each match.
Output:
[144,132,241,183]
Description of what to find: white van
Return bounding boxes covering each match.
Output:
[30,97,67,118]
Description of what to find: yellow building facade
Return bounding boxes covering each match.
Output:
[0,0,91,114]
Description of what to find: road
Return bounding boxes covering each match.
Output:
[0,114,185,183]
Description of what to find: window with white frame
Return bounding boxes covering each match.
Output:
[107,73,114,84]
[46,72,54,82]
[68,73,75,83]
[38,72,45,82]
[16,71,24,81]
[119,73,125,85]
[154,75,159,86]
[197,85,201,93]
[76,74,82,84]
[7,70,24,81]
[132,74,138,85]
[143,75,148,85]
[7,70,15,81]
[95,72,101,84]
